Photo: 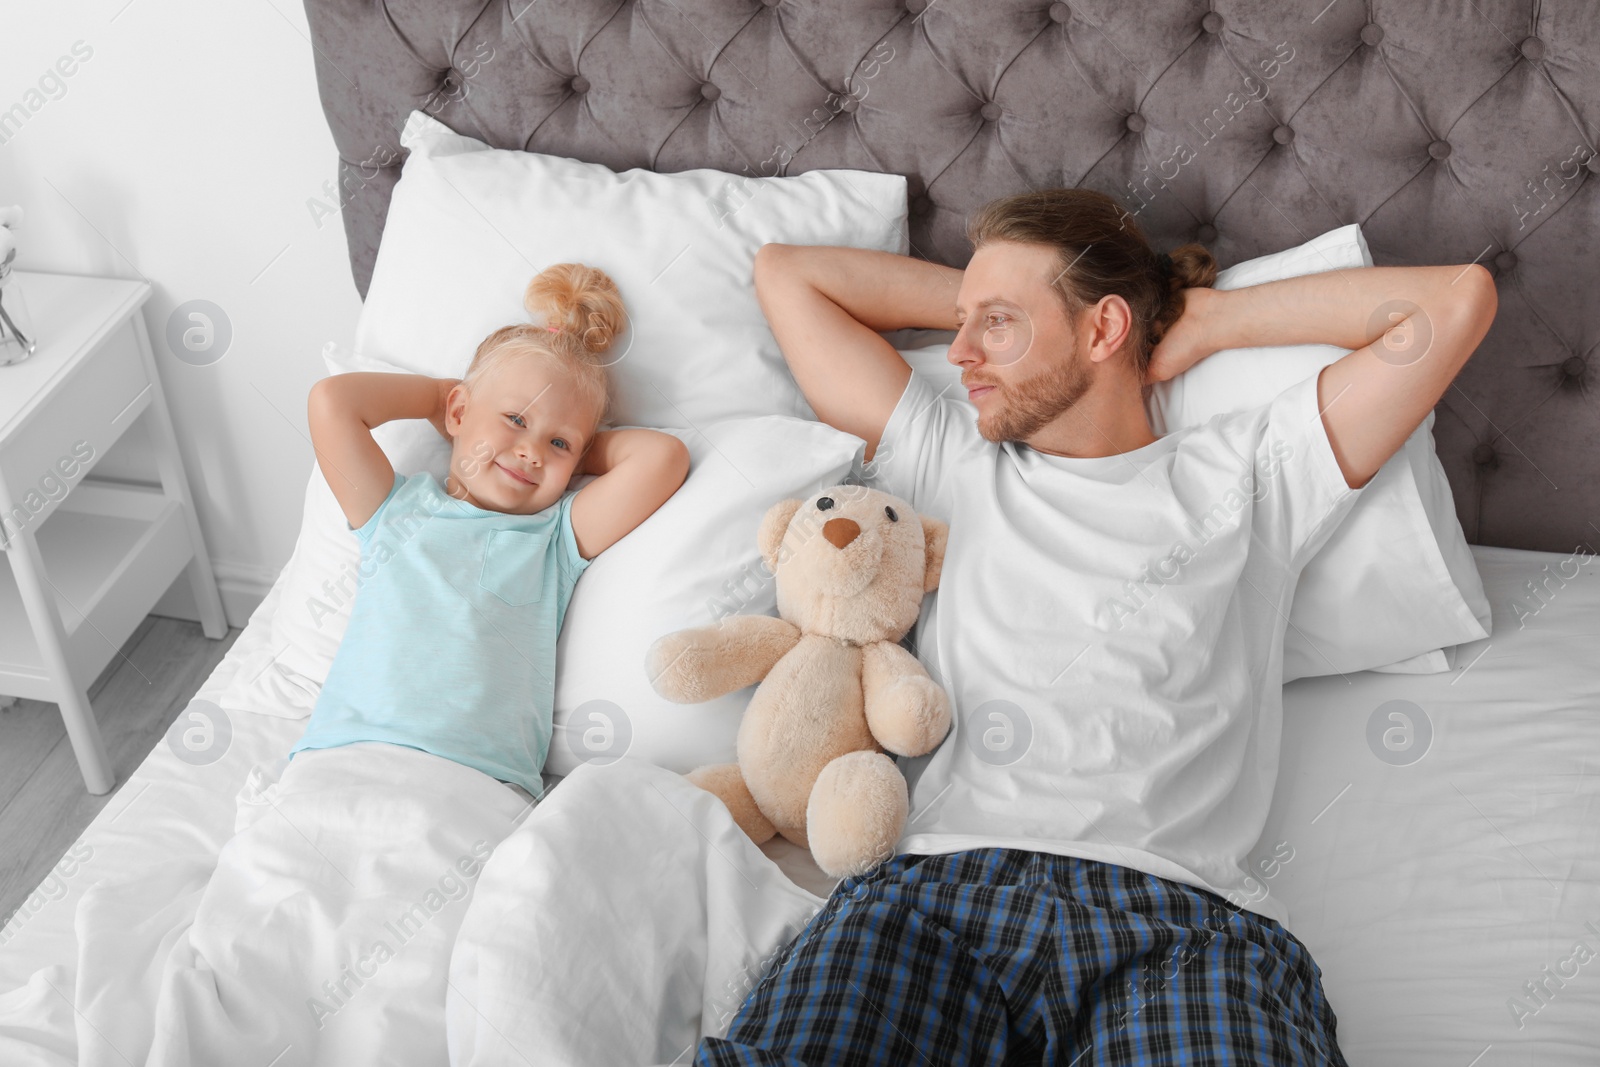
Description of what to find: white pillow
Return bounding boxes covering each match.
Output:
[886,224,1489,680]
[547,417,865,776]
[356,111,909,429]
[1160,224,1489,678]
[1146,224,1373,437]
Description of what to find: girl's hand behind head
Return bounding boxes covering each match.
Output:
[429,378,461,441]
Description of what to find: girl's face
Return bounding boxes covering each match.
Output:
[442,351,600,515]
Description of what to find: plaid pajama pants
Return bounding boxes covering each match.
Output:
[695,848,1348,1066]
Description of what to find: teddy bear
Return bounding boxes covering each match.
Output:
[646,483,951,878]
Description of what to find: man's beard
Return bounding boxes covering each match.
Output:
[974,336,1092,444]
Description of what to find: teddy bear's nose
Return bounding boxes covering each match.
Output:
[822,517,860,549]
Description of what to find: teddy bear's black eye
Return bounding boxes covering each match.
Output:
[884,506,898,522]
[817,496,835,511]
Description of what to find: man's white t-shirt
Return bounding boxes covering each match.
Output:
[866,368,1366,925]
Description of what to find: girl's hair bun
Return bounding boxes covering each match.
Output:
[524,263,626,356]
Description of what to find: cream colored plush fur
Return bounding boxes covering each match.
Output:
[646,484,950,878]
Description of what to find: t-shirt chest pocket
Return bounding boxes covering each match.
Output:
[479,528,554,606]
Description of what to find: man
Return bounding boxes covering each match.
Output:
[694,188,1497,1065]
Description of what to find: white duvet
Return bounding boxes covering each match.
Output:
[7,736,821,1067]
[448,759,824,1066]
[78,741,531,1066]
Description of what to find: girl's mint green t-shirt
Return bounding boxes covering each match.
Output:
[290,471,589,796]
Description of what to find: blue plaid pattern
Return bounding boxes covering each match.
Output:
[696,849,1348,1066]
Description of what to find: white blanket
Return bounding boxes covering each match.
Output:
[76,741,532,1067]
[17,742,822,1067]
[448,758,826,1066]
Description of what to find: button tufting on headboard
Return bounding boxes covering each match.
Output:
[303,0,1600,554]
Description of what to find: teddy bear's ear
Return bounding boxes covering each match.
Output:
[920,515,949,593]
[758,497,806,573]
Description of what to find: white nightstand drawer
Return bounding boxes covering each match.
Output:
[0,321,149,536]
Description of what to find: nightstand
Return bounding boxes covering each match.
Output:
[0,270,226,795]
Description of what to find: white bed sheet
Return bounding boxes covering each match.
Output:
[0,543,1595,1064]
[1258,543,1600,1064]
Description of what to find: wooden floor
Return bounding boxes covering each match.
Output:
[0,615,240,924]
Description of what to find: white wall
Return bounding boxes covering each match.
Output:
[0,0,362,626]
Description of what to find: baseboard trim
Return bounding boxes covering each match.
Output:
[152,560,280,631]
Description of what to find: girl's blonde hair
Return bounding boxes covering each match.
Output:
[461,263,627,438]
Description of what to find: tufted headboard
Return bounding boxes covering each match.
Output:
[302,0,1598,555]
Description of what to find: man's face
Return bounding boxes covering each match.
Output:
[950,241,1093,445]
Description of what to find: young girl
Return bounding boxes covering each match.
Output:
[291,263,688,796]
[144,264,687,1066]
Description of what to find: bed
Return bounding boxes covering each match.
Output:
[2,544,1596,1063]
[4,0,1599,1063]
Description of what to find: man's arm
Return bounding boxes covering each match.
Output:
[753,244,964,461]
[1151,264,1498,490]
[569,429,690,560]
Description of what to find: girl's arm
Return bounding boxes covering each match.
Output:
[569,429,690,560]
[307,372,457,529]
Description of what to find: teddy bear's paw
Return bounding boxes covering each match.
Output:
[687,763,777,844]
[647,618,798,703]
[645,631,716,703]
[868,675,953,758]
[806,751,908,879]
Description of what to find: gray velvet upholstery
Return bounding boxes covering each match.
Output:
[302,0,1598,554]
